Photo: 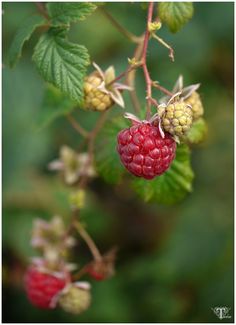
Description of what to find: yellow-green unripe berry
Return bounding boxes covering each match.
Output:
[59,285,91,314]
[185,91,204,120]
[162,101,193,137]
[84,75,113,111]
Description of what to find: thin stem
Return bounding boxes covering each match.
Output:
[152,82,173,97]
[107,64,140,87]
[72,265,89,281]
[152,34,175,62]
[66,114,89,138]
[75,111,109,190]
[126,41,144,114]
[74,221,102,261]
[100,7,142,44]
[35,2,49,19]
[149,97,159,108]
[141,2,154,120]
[89,111,109,141]
[88,111,108,157]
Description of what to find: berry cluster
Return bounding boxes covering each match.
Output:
[25,264,91,314]
[24,217,116,314]
[115,77,205,179]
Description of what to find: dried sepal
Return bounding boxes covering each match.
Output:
[84,62,132,111]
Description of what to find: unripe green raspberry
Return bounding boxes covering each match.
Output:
[161,101,193,137]
[59,283,91,315]
[84,75,113,111]
[83,63,131,112]
[185,91,204,120]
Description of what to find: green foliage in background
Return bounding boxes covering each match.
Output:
[3,2,234,323]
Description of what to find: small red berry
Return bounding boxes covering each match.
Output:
[117,122,176,179]
[86,266,106,281]
[24,267,66,309]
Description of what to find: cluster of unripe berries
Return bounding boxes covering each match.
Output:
[25,262,110,314]
[83,65,204,180]
[25,266,91,314]
[24,217,115,314]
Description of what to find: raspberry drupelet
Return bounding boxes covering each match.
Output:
[117,121,176,180]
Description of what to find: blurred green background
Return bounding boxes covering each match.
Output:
[2,2,234,323]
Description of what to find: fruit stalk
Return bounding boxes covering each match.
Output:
[99,7,142,44]
[141,1,154,120]
[66,114,89,138]
[74,220,102,262]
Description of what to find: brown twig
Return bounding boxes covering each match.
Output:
[152,34,175,62]
[66,114,89,138]
[126,41,144,114]
[88,111,109,155]
[35,2,49,19]
[72,265,89,281]
[74,220,102,261]
[107,64,141,87]
[90,111,108,138]
[100,7,142,44]
[152,82,173,97]
[141,2,154,120]
[74,111,109,190]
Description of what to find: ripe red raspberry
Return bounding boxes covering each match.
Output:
[117,122,176,179]
[24,267,66,309]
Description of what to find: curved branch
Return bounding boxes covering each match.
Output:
[141,2,154,119]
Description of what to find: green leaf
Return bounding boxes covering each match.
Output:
[8,15,46,68]
[185,118,208,144]
[36,84,75,130]
[32,28,90,104]
[158,2,194,33]
[47,2,97,26]
[132,144,194,205]
[95,116,128,184]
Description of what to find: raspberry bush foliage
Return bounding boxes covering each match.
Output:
[8,1,208,315]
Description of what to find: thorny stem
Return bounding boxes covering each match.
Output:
[99,7,142,44]
[141,2,154,120]
[74,220,102,261]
